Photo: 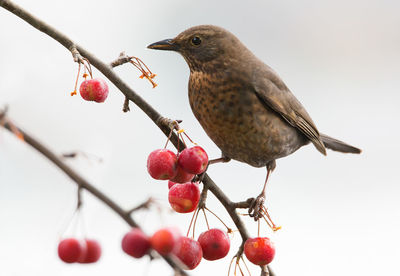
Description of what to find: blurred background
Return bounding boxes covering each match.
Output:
[0,0,399,275]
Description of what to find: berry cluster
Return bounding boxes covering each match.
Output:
[147,146,208,182]
[147,144,208,213]
[55,124,276,271]
[58,238,101,264]
[122,226,230,270]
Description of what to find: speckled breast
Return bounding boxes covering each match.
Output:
[188,71,306,167]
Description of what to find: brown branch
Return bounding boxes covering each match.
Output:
[0,1,274,274]
[232,198,253,209]
[110,52,132,68]
[127,197,154,214]
[0,112,188,276]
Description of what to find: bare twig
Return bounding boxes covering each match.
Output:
[110,52,132,68]
[122,96,130,112]
[127,197,154,214]
[232,198,253,209]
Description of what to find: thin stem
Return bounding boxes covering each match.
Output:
[204,207,231,232]
[202,208,210,230]
[192,208,201,239]
[186,207,199,237]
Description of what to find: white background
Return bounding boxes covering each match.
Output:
[1,0,399,275]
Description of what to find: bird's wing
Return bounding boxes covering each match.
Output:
[252,66,327,155]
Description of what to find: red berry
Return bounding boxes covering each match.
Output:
[173,236,202,270]
[168,182,200,213]
[79,78,109,103]
[198,229,230,261]
[244,237,275,265]
[178,146,208,174]
[170,165,195,183]
[150,227,181,256]
[122,228,151,258]
[168,180,179,189]
[58,238,87,263]
[78,239,101,263]
[147,149,178,180]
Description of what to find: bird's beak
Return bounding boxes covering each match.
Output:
[147,39,179,51]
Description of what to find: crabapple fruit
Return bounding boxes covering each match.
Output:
[198,228,230,261]
[150,227,181,256]
[170,165,195,183]
[178,146,208,174]
[79,78,109,103]
[122,228,151,258]
[173,236,202,270]
[168,182,200,213]
[147,149,178,180]
[58,238,87,263]
[244,237,275,265]
[78,239,101,263]
[168,180,179,189]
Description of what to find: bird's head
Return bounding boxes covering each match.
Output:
[148,25,246,71]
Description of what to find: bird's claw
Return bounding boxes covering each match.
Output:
[248,193,265,221]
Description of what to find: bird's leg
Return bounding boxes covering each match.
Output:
[248,160,276,222]
[194,154,231,182]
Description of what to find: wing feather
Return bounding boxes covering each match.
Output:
[252,66,327,155]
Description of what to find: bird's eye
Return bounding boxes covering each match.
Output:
[191,36,202,46]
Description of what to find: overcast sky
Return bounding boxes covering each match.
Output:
[1,0,400,275]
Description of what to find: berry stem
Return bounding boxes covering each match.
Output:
[178,131,187,148]
[202,208,210,230]
[261,206,281,231]
[83,57,93,79]
[77,186,83,209]
[71,62,81,96]
[241,256,251,275]
[182,131,197,145]
[186,207,199,237]
[205,206,232,233]
[192,208,201,239]
[163,127,174,149]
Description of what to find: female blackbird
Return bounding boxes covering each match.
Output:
[148,25,361,219]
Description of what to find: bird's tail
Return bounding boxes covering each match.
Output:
[320,133,361,154]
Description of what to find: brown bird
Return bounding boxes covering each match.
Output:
[148,25,361,220]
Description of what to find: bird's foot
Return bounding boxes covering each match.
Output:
[248,194,281,231]
[248,193,265,221]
